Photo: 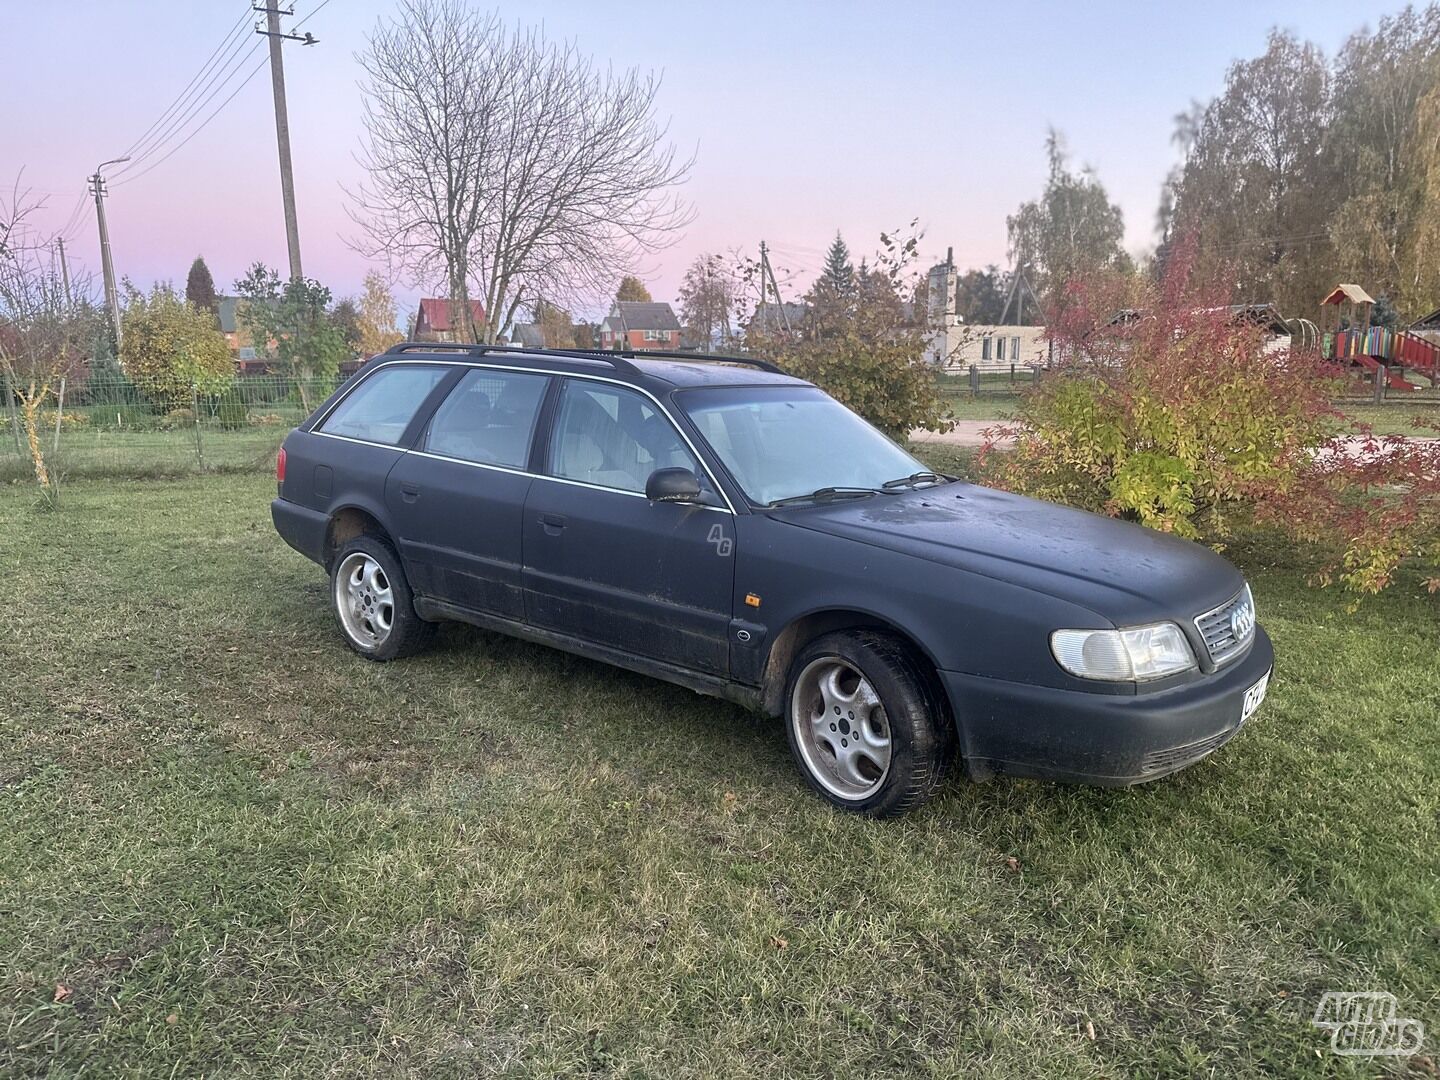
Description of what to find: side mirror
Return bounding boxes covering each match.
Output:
[645,467,702,504]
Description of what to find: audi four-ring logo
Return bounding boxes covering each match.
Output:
[1231,600,1255,641]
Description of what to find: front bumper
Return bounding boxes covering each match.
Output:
[940,626,1274,785]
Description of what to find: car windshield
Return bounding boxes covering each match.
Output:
[678,385,934,506]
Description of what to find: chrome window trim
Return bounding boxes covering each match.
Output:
[309,357,737,514]
[311,430,406,452]
[405,449,732,514]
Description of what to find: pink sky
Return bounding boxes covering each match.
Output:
[3,0,1400,327]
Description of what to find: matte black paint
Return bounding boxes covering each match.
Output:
[271,345,1273,786]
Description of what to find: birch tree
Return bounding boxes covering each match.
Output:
[1007,132,1131,306]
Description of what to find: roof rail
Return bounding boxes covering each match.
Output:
[381,341,641,376]
[625,349,787,375]
[380,342,786,377]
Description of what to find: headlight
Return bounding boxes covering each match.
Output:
[1051,622,1197,681]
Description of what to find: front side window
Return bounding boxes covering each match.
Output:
[549,381,701,494]
[679,386,928,506]
[982,336,993,361]
[320,364,448,445]
[424,369,548,469]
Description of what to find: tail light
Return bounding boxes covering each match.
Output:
[276,446,287,485]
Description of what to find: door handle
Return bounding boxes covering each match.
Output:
[399,484,420,504]
[539,512,566,534]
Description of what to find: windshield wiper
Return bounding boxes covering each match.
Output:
[766,486,881,508]
[881,470,946,490]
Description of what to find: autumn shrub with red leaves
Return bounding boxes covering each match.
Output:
[981,244,1440,594]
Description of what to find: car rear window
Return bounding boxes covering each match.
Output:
[320,364,448,445]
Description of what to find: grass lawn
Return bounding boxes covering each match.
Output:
[0,427,286,483]
[938,395,1016,423]
[1,470,1437,1077]
[1336,402,1440,438]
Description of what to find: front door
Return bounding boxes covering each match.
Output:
[386,367,551,620]
[522,378,736,675]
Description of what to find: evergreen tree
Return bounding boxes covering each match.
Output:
[819,233,855,296]
[804,232,858,335]
[185,256,219,315]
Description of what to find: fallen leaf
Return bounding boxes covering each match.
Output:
[53,983,72,1003]
[1005,856,1020,872]
[769,935,788,950]
[1085,1020,1096,1041]
[166,1013,178,1025]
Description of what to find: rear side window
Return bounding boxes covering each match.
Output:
[320,364,448,445]
[424,369,549,469]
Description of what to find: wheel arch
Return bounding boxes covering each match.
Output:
[324,503,392,570]
[759,607,948,718]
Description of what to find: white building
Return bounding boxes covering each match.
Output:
[943,325,1049,370]
[923,248,1046,369]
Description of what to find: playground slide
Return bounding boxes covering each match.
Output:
[1354,354,1422,392]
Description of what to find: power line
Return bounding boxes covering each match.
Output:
[112,33,265,181]
[58,190,90,241]
[111,53,270,189]
[111,0,332,191]
[114,6,254,173]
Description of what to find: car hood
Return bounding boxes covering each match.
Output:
[768,482,1245,626]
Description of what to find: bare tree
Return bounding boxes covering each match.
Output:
[0,178,100,503]
[678,253,739,350]
[350,1,691,343]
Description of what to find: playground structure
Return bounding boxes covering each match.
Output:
[1319,283,1440,391]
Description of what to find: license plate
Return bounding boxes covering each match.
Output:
[1241,670,1271,724]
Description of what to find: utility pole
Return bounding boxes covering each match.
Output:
[255,5,317,283]
[90,156,130,350]
[54,236,72,308]
[758,242,790,332]
[757,241,770,333]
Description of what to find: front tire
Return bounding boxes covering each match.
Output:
[784,631,953,817]
[330,535,435,661]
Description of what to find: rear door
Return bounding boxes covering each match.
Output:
[386,367,551,620]
[521,378,736,675]
[301,360,456,512]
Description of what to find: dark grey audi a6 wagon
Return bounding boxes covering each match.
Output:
[272,343,1273,816]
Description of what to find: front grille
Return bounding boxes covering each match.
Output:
[1194,587,1255,667]
[1139,726,1238,776]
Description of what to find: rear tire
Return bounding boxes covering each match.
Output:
[330,534,435,661]
[784,630,954,817]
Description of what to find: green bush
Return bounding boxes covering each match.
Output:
[984,257,1343,541]
[216,391,249,431]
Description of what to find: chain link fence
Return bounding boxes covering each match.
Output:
[2,370,344,480]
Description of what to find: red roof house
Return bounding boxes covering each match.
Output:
[413,298,487,343]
